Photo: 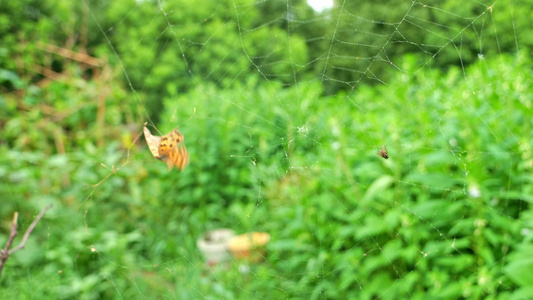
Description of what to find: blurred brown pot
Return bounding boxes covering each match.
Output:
[227,232,270,262]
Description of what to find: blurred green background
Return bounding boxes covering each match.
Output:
[1,0,533,299]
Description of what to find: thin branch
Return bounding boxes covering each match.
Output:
[37,42,101,67]
[0,205,52,278]
[8,205,53,255]
[0,212,19,270]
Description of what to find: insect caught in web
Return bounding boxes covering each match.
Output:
[376,145,389,159]
[143,126,189,171]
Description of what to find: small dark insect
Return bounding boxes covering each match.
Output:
[377,145,389,159]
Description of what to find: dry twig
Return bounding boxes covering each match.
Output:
[0,205,52,278]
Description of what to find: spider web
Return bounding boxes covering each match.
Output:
[2,0,532,299]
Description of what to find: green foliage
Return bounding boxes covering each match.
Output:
[1,0,533,299]
[319,0,533,93]
[2,51,533,298]
[3,0,531,101]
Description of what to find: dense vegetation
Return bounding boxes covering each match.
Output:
[1,0,533,299]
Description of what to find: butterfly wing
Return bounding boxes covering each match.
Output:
[164,144,188,171]
[143,126,161,158]
[159,128,188,171]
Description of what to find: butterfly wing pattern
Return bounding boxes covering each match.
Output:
[143,126,188,171]
[143,126,161,158]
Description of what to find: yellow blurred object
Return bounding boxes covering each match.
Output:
[227,232,270,262]
[121,131,133,149]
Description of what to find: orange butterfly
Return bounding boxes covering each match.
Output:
[143,126,188,171]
